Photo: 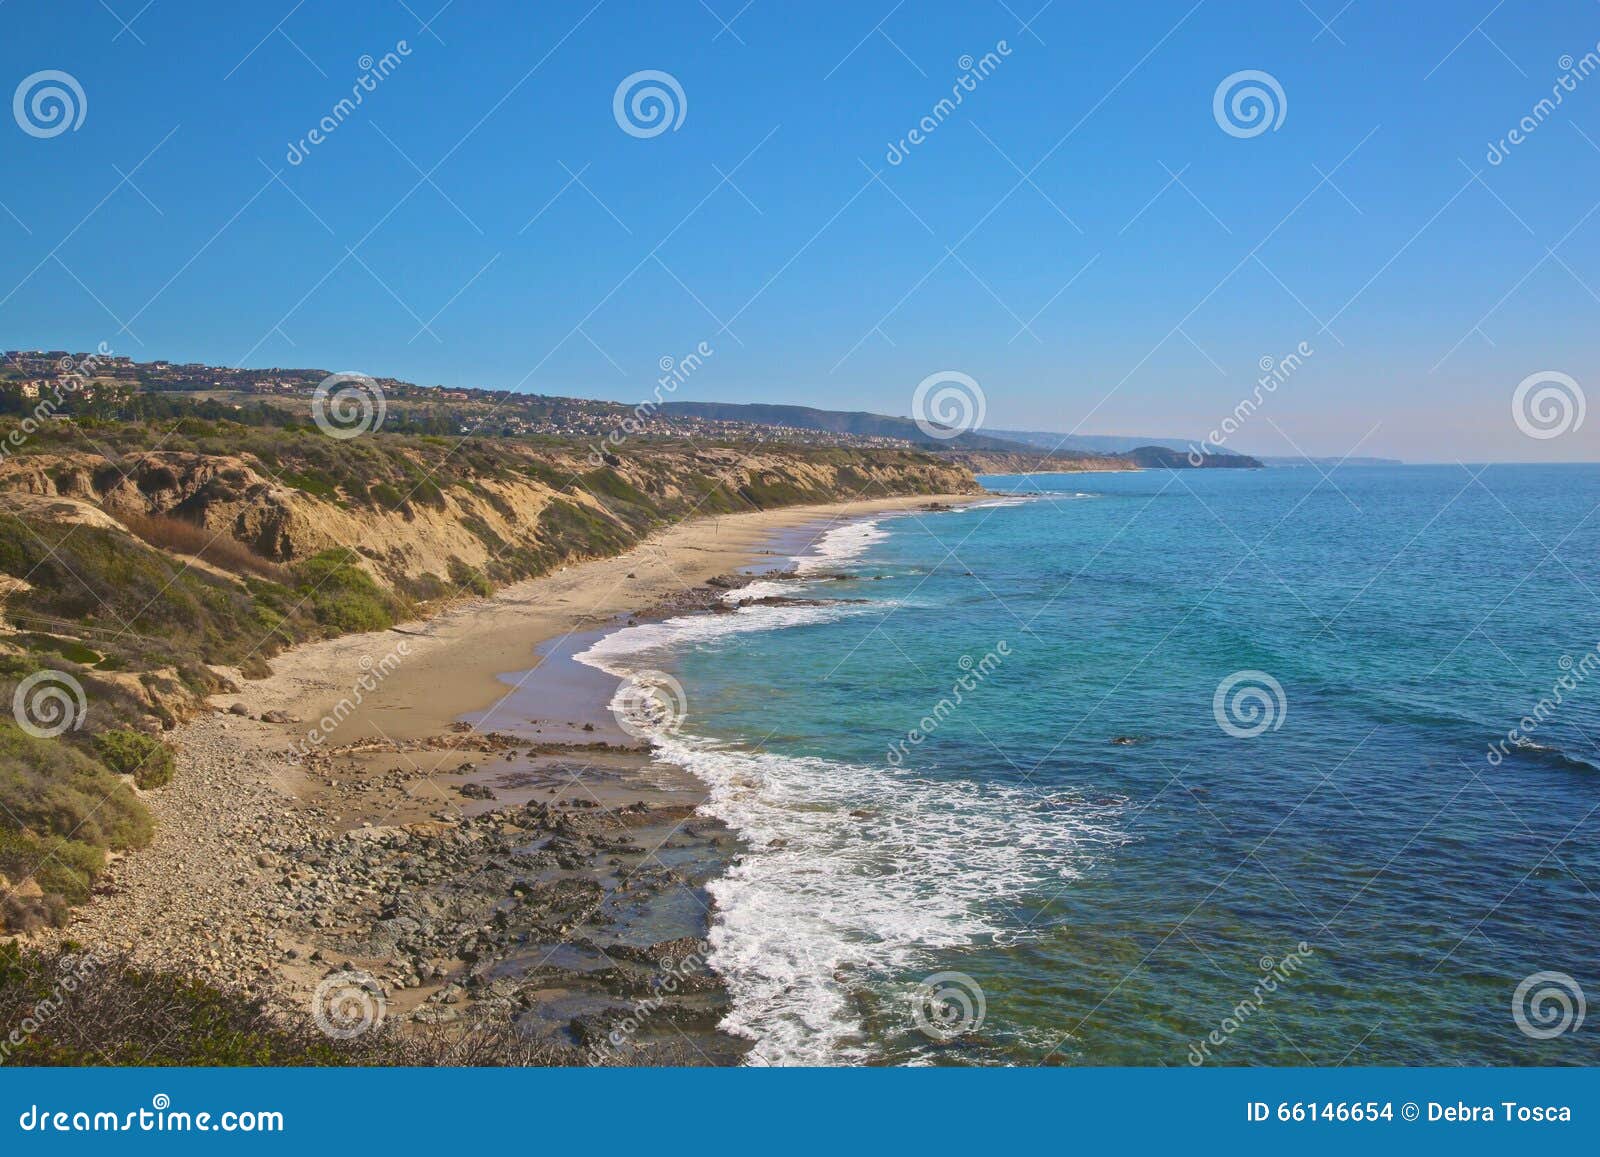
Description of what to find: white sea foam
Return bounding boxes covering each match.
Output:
[720,579,797,605]
[575,511,1125,1064]
[957,495,1035,511]
[575,600,878,676]
[653,734,1126,1065]
[794,519,887,573]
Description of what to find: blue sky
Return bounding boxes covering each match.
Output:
[3,0,1600,461]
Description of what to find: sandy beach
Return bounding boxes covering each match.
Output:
[236,493,982,750]
[44,493,983,1062]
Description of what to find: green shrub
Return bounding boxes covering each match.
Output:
[94,729,176,788]
[0,724,151,922]
[293,549,401,633]
[447,558,493,597]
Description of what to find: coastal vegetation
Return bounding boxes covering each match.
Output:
[0,411,979,932]
[0,943,564,1066]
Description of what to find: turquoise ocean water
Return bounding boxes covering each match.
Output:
[575,466,1600,1066]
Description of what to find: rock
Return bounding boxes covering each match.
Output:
[260,709,296,724]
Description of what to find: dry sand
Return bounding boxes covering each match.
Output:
[233,494,982,751]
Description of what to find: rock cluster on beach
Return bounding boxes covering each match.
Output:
[40,712,747,1064]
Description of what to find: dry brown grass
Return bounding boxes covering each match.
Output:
[116,510,287,582]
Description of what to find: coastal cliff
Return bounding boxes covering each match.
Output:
[1,435,979,592]
[0,426,978,931]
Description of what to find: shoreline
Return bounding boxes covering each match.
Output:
[228,493,983,748]
[42,493,984,1061]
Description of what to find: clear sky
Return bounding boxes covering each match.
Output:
[3,0,1600,462]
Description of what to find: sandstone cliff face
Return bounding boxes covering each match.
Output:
[0,442,981,593]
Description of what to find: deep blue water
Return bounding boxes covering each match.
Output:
[578,465,1600,1066]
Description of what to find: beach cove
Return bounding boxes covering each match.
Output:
[39,493,984,1062]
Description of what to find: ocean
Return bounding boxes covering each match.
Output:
[573,466,1600,1066]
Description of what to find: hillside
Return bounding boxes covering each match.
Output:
[654,400,1035,451]
[1121,445,1264,469]
[944,449,1134,474]
[0,419,977,927]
